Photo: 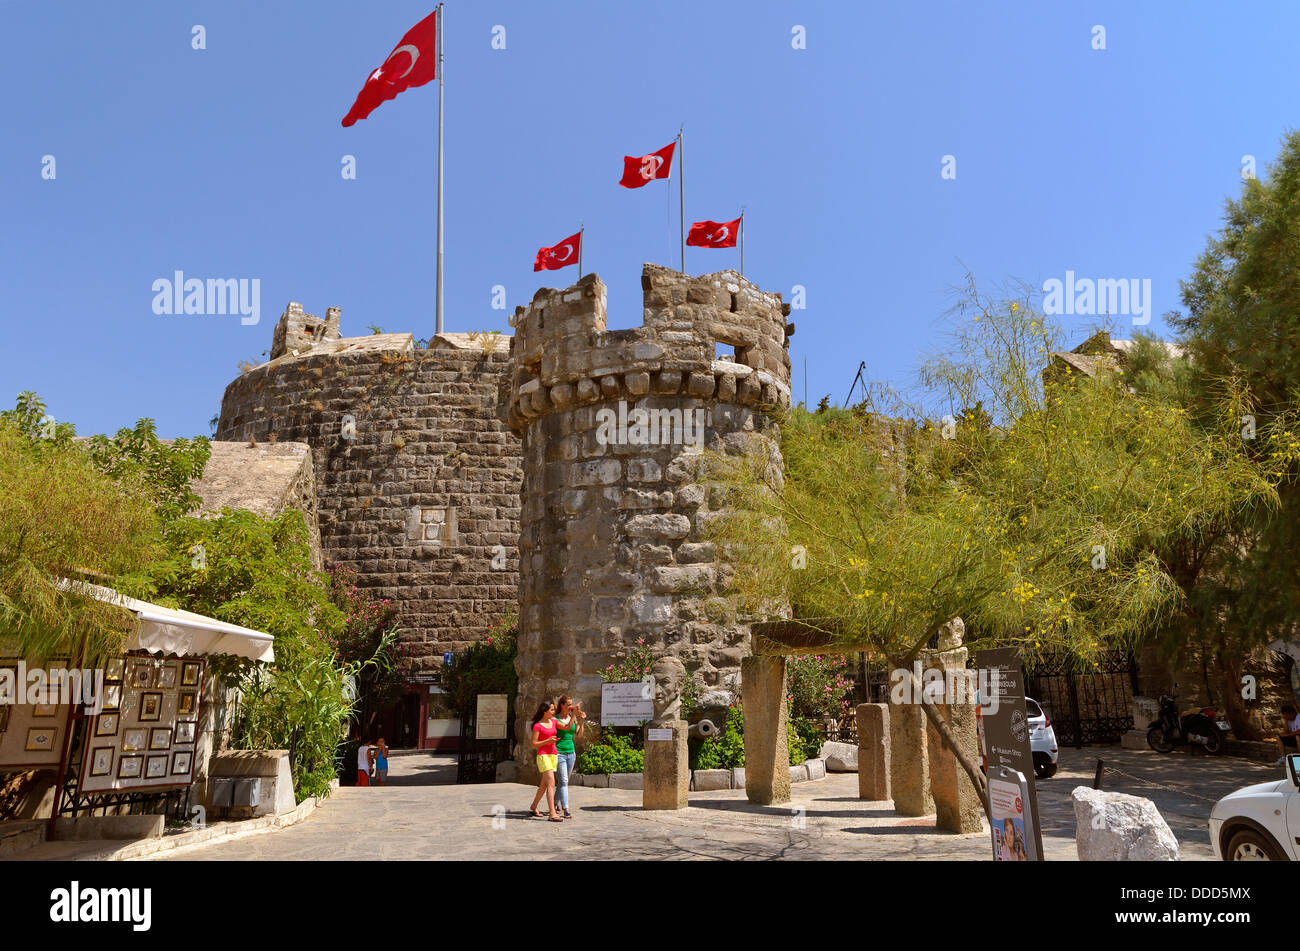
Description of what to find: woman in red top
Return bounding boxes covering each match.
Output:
[528,701,563,821]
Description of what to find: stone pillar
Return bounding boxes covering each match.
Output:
[856,703,891,801]
[889,697,932,816]
[643,720,689,810]
[923,618,983,833]
[742,655,790,805]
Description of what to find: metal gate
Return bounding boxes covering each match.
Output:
[455,702,513,784]
[1024,648,1138,747]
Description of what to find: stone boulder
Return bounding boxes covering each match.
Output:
[1071,786,1179,861]
[820,741,858,772]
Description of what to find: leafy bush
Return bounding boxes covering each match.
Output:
[788,654,855,720]
[691,704,746,770]
[601,639,655,683]
[576,728,644,774]
[441,618,518,717]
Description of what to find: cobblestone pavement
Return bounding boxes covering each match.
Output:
[149,745,1282,861]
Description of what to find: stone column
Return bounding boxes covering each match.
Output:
[742,654,790,805]
[889,697,932,816]
[923,618,983,833]
[856,703,891,801]
[643,720,689,810]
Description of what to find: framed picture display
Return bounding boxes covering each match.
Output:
[145,754,168,779]
[105,657,124,682]
[158,666,177,689]
[32,703,58,718]
[131,665,153,688]
[149,728,172,751]
[25,727,56,752]
[117,754,143,779]
[122,728,147,752]
[177,692,197,717]
[139,692,162,722]
[174,721,196,745]
[89,747,113,777]
[102,683,121,709]
[94,713,120,737]
[171,751,193,775]
[181,662,201,687]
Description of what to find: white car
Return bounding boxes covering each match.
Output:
[1209,754,1300,860]
[1027,697,1059,779]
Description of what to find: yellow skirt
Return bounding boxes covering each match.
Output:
[536,754,558,773]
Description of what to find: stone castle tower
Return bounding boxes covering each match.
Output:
[216,305,522,669]
[502,264,794,758]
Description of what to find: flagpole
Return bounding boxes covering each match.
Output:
[739,209,745,277]
[678,125,685,274]
[578,222,584,280]
[435,2,445,336]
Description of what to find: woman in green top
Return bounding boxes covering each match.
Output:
[553,695,585,819]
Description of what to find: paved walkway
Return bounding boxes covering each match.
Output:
[145,745,1281,861]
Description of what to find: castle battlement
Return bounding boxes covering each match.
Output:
[504,265,794,433]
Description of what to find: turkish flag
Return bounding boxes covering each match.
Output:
[342,10,439,127]
[619,142,676,188]
[534,231,582,271]
[687,218,741,248]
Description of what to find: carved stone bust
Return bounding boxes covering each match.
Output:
[650,656,687,725]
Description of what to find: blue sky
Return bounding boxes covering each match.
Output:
[2,1,1298,437]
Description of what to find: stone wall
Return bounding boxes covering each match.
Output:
[216,306,521,668]
[501,264,793,762]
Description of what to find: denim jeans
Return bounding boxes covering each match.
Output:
[555,752,577,809]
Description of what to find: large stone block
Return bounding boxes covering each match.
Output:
[820,740,858,772]
[643,720,689,809]
[925,700,984,833]
[856,703,891,801]
[1071,787,1179,861]
[609,772,643,790]
[889,699,932,816]
[742,654,790,805]
[693,768,732,791]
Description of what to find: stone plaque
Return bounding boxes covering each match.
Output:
[647,728,673,742]
[601,681,653,726]
[476,694,508,740]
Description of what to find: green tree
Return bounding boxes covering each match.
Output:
[705,280,1277,809]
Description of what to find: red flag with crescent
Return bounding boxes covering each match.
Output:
[342,10,440,127]
[534,231,582,271]
[618,142,676,188]
[686,218,740,248]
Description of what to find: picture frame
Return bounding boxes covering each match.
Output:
[139,692,162,722]
[25,726,56,752]
[102,684,121,709]
[145,754,168,779]
[94,713,119,737]
[177,692,197,717]
[32,703,58,718]
[89,747,113,777]
[122,728,147,752]
[149,727,172,751]
[104,657,124,682]
[170,751,192,775]
[181,662,201,687]
[117,754,143,779]
[131,665,153,688]
[174,721,196,745]
[157,666,177,689]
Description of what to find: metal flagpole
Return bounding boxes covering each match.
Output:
[678,125,685,274]
[578,222,583,280]
[435,3,445,336]
[739,209,745,277]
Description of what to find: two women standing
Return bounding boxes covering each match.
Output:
[529,694,585,820]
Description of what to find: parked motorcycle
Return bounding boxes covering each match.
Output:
[1146,690,1228,754]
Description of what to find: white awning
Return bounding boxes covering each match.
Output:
[59,580,275,663]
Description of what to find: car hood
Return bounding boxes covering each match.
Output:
[1215,779,1290,806]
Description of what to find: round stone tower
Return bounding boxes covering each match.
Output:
[501,263,794,761]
